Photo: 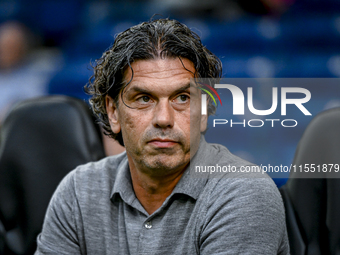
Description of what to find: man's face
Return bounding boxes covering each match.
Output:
[106,58,207,176]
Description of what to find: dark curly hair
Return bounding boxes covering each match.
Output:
[85,18,222,146]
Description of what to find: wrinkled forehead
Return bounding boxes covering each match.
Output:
[122,58,196,94]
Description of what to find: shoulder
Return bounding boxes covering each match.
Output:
[204,174,283,213]
[193,141,288,253]
[72,152,127,184]
[195,140,285,225]
[200,146,284,220]
[195,171,288,253]
[56,152,128,202]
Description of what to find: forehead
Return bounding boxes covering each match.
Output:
[123,58,196,91]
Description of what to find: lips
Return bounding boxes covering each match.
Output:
[147,138,178,148]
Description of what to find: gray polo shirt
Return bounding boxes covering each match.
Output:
[35,137,289,254]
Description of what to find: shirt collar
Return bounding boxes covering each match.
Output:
[110,156,137,206]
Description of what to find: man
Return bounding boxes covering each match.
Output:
[36,19,289,254]
[0,21,48,123]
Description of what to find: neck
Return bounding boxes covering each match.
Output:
[129,164,186,215]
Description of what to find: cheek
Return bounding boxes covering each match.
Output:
[175,111,194,141]
[120,111,150,139]
[182,112,192,132]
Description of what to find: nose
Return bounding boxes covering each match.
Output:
[152,99,174,129]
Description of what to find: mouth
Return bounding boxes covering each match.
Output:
[147,138,179,148]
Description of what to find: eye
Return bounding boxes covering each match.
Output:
[137,96,152,103]
[174,94,189,103]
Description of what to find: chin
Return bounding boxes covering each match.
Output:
[141,155,189,173]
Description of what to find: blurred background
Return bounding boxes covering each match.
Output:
[1,0,340,187]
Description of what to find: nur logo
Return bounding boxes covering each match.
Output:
[198,83,222,115]
[200,84,311,117]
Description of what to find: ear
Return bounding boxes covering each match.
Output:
[106,95,121,134]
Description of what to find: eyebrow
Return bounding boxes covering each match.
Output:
[173,84,191,94]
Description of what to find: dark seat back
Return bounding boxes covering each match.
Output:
[0,96,105,254]
[280,107,340,255]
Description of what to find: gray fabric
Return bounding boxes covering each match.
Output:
[35,136,289,254]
